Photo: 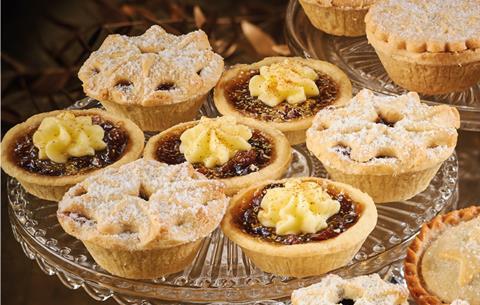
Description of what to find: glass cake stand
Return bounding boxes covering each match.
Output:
[284,0,480,131]
[8,98,459,304]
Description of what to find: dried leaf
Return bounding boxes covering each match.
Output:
[193,6,206,29]
[121,4,136,17]
[169,3,185,21]
[241,21,276,56]
[31,69,71,94]
[223,43,238,58]
[272,44,291,56]
[213,39,238,58]
[134,7,159,23]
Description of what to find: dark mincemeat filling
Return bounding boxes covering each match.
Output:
[237,182,359,245]
[155,129,273,179]
[13,115,128,176]
[224,69,338,122]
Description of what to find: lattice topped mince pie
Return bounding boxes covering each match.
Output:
[57,159,228,279]
[79,25,224,131]
[306,89,460,203]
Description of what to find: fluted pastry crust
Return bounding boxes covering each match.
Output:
[404,206,480,305]
[365,0,480,53]
[365,0,480,94]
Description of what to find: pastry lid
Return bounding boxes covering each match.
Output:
[365,0,480,53]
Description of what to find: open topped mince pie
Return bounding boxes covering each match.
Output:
[366,0,480,94]
[306,89,460,203]
[291,274,409,305]
[78,25,224,131]
[213,57,352,145]
[1,109,144,201]
[405,206,480,305]
[221,177,377,277]
[143,116,292,196]
[57,159,229,279]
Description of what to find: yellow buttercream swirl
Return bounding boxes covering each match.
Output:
[249,60,320,107]
[32,112,107,163]
[179,116,252,168]
[258,180,340,235]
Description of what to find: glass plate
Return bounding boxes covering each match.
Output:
[8,98,459,304]
[284,0,480,132]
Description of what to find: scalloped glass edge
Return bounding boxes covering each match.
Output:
[7,154,459,303]
[7,218,411,305]
[7,97,459,304]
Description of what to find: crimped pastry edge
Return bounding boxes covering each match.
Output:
[404,206,480,305]
[365,6,480,55]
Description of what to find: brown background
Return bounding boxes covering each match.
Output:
[1,1,479,304]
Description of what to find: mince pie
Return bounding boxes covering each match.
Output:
[306,89,460,203]
[300,0,377,37]
[221,177,377,277]
[213,57,352,145]
[57,159,229,279]
[405,206,480,305]
[143,116,292,196]
[291,274,409,305]
[1,109,144,201]
[366,0,480,94]
[78,25,224,131]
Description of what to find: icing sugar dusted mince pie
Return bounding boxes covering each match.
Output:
[78,25,224,131]
[214,57,352,145]
[57,159,228,279]
[306,89,460,203]
[291,274,409,305]
[221,177,377,277]
[365,0,480,95]
[405,206,480,305]
[299,0,377,37]
[0,109,144,201]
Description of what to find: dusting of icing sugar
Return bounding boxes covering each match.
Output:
[291,274,409,305]
[78,25,224,106]
[307,89,459,171]
[369,0,480,45]
[57,159,228,250]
